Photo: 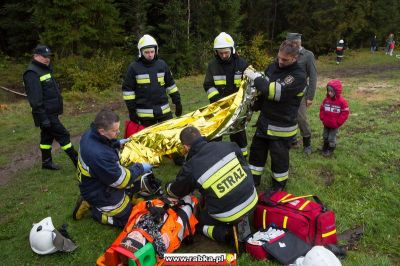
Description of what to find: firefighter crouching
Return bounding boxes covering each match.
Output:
[166,126,257,249]
[244,40,307,191]
[73,109,160,228]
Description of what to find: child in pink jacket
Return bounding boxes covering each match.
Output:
[319,80,349,156]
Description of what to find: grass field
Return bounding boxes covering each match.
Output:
[0,50,399,265]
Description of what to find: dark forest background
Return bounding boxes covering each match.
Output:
[1,0,399,80]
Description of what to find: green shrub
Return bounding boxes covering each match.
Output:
[55,52,126,92]
[241,33,274,70]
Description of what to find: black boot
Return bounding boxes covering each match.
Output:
[253,175,261,187]
[65,147,78,168]
[41,148,61,170]
[172,154,185,166]
[322,141,329,155]
[303,137,312,155]
[266,179,286,196]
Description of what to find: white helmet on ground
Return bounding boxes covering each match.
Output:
[214,32,235,54]
[139,172,162,197]
[138,34,158,57]
[339,39,344,44]
[295,246,342,266]
[29,217,77,255]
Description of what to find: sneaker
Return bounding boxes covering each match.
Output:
[303,146,312,155]
[42,161,61,170]
[72,196,91,220]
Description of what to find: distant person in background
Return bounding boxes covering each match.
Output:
[319,80,349,157]
[23,45,78,170]
[203,32,249,157]
[385,33,394,55]
[286,33,317,155]
[335,40,345,64]
[388,41,395,56]
[370,35,377,53]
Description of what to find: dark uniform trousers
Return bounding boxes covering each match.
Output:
[212,130,248,157]
[139,113,173,127]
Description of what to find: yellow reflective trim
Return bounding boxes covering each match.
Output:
[322,229,337,238]
[268,82,276,100]
[101,214,108,224]
[123,95,135,100]
[207,226,215,240]
[210,163,247,198]
[299,200,311,210]
[158,77,165,85]
[215,193,258,222]
[214,80,226,85]
[251,169,263,176]
[234,79,241,85]
[40,144,52,149]
[168,87,178,94]
[279,193,292,202]
[61,142,72,150]
[280,194,313,203]
[202,158,239,188]
[77,160,90,178]
[262,209,267,229]
[162,107,171,114]
[137,113,154,118]
[242,150,248,156]
[104,195,130,216]
[39,73,51,81]
[207,90,219,99]
[273,174,288,182]
[297,92,304,97]
[136,78,150,84]
[116,167,131,189]
[283,216,288,228]
[267,128,298,137]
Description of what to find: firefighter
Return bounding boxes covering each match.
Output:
[122,34,184,164]
[23,45,78,170]
[73,109,157,228]
[166,126,257,246]
[286,33,317,155]
[203,32,249,157]
[244,40,307,190]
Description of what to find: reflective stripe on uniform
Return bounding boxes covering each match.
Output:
[241,147,248,156]
[61,142,72,150]
[268,82,282,101]
[137,103,171,117]
[234,74,242,86]
[40,144,52,149]
[98,194,130,216]
[272,170,289,182]
[249,165,264,176]
[203,225,215,240]
[213,75,226,85]
[109,165,132,189]
[297,87,306,97]
[77,154,90,177]
[39,73,51,81]
[135,74,150,84]
[197,152,236,187]
[166,84,178,94]
[211,188,258,222]
[266,124,298,137]
[157,72,165,85]
[123,91,135,100]
[207,87,220,99]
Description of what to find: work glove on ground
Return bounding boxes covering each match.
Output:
[175,103,183,117]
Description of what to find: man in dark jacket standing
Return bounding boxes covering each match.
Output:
[244,40,307,190]
[166,126,256,246]
[286,33,317,155]
[23,45,78,170]
[203,32,249,157]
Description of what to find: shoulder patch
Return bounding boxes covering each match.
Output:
[284,75,295,85]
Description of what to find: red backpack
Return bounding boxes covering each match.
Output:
[253,191,337,246]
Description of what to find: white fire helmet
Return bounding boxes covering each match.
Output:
[138,34,158,58]
[139,172,162,197]
[339,39,344,44]
[294,246,342,266]
[214,32,235,54]
[29,217,77,255]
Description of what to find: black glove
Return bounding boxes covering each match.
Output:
[129,111,140,123]
[175,103,182,117]
[209,94,222,103]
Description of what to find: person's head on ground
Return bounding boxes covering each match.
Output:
[179,126,202,153]
[326,79,342,99]
[33,45,52,66]
[214,32,235,62]
[94,108,120,140]
[277,40,299,68]
[286,32,302,47]
[138,34,158,62]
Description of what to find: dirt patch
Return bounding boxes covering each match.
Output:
[0,135,81,186]
[66,99,123,116]
[319,64,400,79]
[319,168,335,187]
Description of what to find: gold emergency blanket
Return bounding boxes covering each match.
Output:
[120,78,256,166]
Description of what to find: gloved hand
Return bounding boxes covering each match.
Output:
[175,103,183,117]
[119,138,130,146]
[141,163,153,172]
[129,111,140,123]
[244,66,262,81]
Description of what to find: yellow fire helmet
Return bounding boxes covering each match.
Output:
[138,34,158,57]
